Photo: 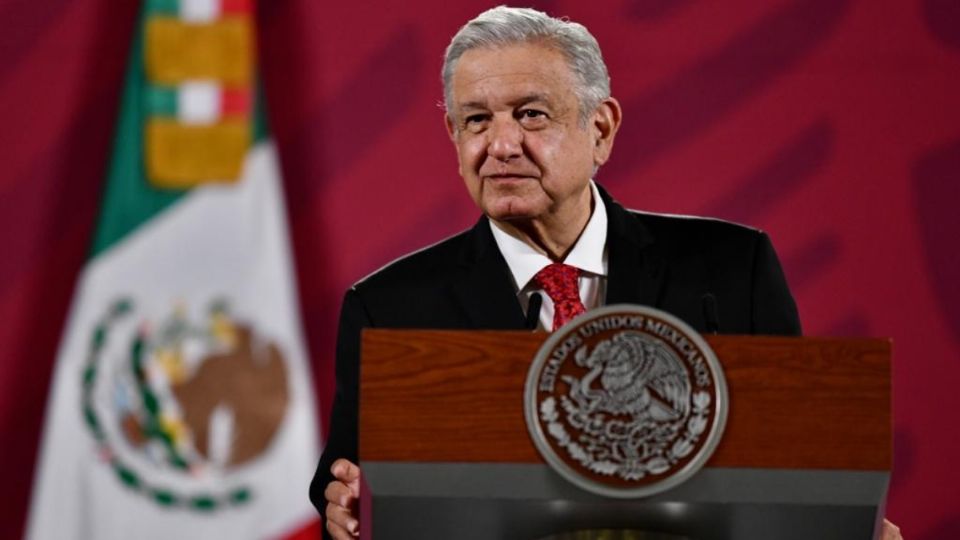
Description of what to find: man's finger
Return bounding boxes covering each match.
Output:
[326,502,360,539]
[331,458,360,482]
[881,518,902,540]
[326,512,359,540]
[331,458,361,498]
[326,463,362,538]
[324,480,356,508]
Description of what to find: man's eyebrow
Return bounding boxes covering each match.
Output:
[455,101,490,112]
[454,94,554,114]
[509,93,552,108]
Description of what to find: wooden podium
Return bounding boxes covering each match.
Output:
[358,330,891,540]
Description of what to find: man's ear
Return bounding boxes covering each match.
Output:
[444,113,466,178]
[444,113,458,142]
[591,97,622,167]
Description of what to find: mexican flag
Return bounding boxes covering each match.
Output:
[27,1,320,538]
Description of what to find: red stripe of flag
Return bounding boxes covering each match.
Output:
[221,0,252,15]
[220,87,252,117]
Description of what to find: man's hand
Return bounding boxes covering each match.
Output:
[324,458,361,539]
[881,518,903,540]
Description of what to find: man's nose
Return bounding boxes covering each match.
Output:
[486,117,523,161]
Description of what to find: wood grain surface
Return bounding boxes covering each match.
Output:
[359,331,890,470]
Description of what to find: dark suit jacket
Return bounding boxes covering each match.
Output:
[309,186,800,514]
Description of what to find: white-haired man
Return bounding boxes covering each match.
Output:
[311,6,900,540]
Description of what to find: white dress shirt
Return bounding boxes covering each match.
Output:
[489,181,609,331]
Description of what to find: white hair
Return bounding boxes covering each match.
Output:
[442,6,611,123]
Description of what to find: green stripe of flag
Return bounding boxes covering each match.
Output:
[144,85,177,117]
[252,82,268,142]
[145,0,179,16]
[91,3,184,257]
[90,1,270,258]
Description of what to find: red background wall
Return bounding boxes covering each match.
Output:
[1,0,958,538]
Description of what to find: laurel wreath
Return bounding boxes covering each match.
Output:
[540,390,710,480]
[81,298,251,511]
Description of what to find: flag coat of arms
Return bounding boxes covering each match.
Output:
[27,1,320,538]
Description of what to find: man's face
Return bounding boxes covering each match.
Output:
[445,43,618,226]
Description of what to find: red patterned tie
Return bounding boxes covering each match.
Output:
[534,263,587,331]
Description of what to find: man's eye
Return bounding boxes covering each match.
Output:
[463,115,489,132]
[517,109,548,125]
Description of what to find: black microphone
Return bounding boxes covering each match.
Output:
[701,293,720,334]
[525,293,543,330]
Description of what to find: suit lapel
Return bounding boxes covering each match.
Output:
[450,217,528,329]
[449,187,665,325]
[599,186,667,308]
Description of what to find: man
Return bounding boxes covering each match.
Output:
[312,6,900,540]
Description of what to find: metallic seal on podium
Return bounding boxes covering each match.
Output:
[525,304,729,498]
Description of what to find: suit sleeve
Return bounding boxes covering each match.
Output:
[309,287,371,518]
[750,232,802,336]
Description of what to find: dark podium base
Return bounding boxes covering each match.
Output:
[537,531,690,540]
[362,463,887,540]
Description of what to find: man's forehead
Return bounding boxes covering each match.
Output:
[454,44,570,78]
[449,44,577,109]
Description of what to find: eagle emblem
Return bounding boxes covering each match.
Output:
[525,305,727,498]
[80,297,291,510]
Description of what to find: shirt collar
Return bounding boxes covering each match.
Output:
[489,181,609,291]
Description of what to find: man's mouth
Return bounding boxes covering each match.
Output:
[484,173,537,181]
